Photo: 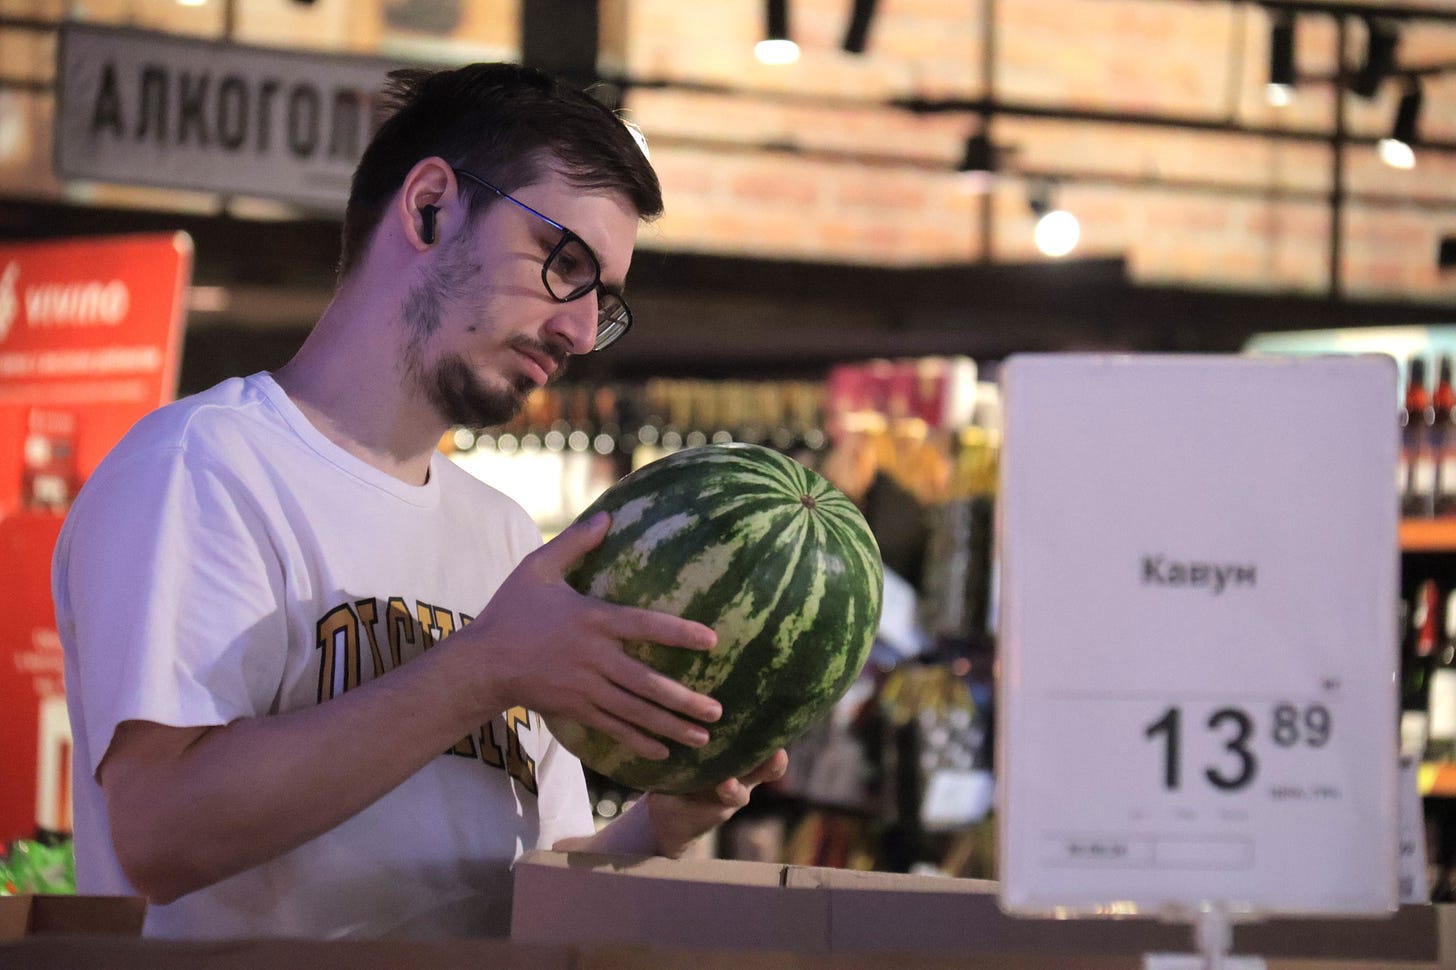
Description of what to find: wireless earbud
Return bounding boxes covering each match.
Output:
[420,204,439,245]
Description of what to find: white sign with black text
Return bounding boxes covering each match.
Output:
[997,354,1399,918]
[55,23,405,209]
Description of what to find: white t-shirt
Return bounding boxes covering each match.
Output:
[52,372,594,939]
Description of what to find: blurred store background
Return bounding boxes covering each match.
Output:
[5,0,1456,896]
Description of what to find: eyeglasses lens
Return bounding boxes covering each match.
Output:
[544,236,598,302]
[595,296,630,350]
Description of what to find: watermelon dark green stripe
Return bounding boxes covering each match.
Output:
[553,442,884,794]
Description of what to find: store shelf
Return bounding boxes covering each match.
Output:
[1420,761,1456,797]
[1400,519,1456,552]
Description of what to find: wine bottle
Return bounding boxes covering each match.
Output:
[588,384,625,500]
[661,380,689,454]
[685,381,711,450]
[736,382,767,447]
[713,382,741,446]
[768,382,795,453]
[614,382,644,467]
[785,382,828,467]
[1429,588,1456,762]
[1404,579,1440,758]
[1434,356,1456,517]
[1402,356,1434,519]
[632,380,669,470]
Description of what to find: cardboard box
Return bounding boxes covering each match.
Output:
[0,937,571,970]
[0,893,145,940]
[0,939,1444,970]
[511,851,1439,963]
[570,947,1145,970]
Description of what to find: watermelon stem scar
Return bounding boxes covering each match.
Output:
[799,494,817,510]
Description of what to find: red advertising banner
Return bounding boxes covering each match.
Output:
[0,233,191,844]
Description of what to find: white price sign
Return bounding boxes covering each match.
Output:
[997,354,1399,918]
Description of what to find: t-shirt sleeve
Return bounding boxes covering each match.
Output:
[55,445,288,779]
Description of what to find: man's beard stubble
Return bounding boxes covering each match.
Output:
[401,233,567,430]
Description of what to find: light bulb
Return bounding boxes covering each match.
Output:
[1035,209,1080,257]
[755,39,801,65]
[1378,137,1415,170]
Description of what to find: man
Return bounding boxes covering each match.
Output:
[52,62,786,939]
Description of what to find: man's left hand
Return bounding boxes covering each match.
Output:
[646,749,789,858]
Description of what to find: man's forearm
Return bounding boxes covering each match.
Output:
[553,794,660,857]
[105,635,501,904]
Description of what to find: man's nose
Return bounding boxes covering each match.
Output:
[547,290,599,356]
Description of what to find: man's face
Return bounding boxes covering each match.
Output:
[399,168,640,429]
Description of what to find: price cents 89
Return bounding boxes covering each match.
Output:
[1143,703,1332,792]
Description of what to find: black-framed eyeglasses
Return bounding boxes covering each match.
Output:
[454,168,632,352]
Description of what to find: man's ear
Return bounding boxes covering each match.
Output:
[398,157,457,252]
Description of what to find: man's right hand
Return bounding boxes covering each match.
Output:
[461,511,723,761]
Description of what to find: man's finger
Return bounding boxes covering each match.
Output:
[600,682,713,749]
[606,655,722,724]
[578,704,671,762]
[606,604,717,652]
[739,748,789,788]
[713,778,749,806]
[530,511,611,575]
[706,749,789,805]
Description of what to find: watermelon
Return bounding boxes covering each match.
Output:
[550,442,884,794]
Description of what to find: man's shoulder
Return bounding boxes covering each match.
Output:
[70,375,284,510]
[105,374,277,465]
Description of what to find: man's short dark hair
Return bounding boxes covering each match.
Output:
[338,62,663,281]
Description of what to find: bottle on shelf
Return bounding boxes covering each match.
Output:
[1402,355,1435,519]
[1403,579,1440,759]
[613,383,645,462]
[685,381,712,449]
[875,661,989,875]
[918,423,1000,655]
[765,382,795,454]
[714,382,743,446]
[632,380,670,470]
[786,381,829,465]
[660,381,690,455]
[1434,356,1456,518]
[1429,588,1456,762]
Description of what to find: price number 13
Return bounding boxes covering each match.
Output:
[1143,703,1331,792]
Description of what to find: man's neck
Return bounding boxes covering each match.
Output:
[273,291,444,488]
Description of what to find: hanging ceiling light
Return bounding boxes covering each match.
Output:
[1351,16,1399,100]
[756,0,800,65]
[1266,11,1297,107]
[1378,79,1423,170]
[955,131,998,194]
[842,0,878,54]
[1029,180,1079,258]
[955,130,1001,195]
[957,132,996,173]
[1439,235,1456,273]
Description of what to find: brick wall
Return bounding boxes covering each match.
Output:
[2,0,1455,301]
[619,0,1456,300]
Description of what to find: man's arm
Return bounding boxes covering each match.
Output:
[553,749,789,859]
[101,639,488,905]
[99,513,722,904]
